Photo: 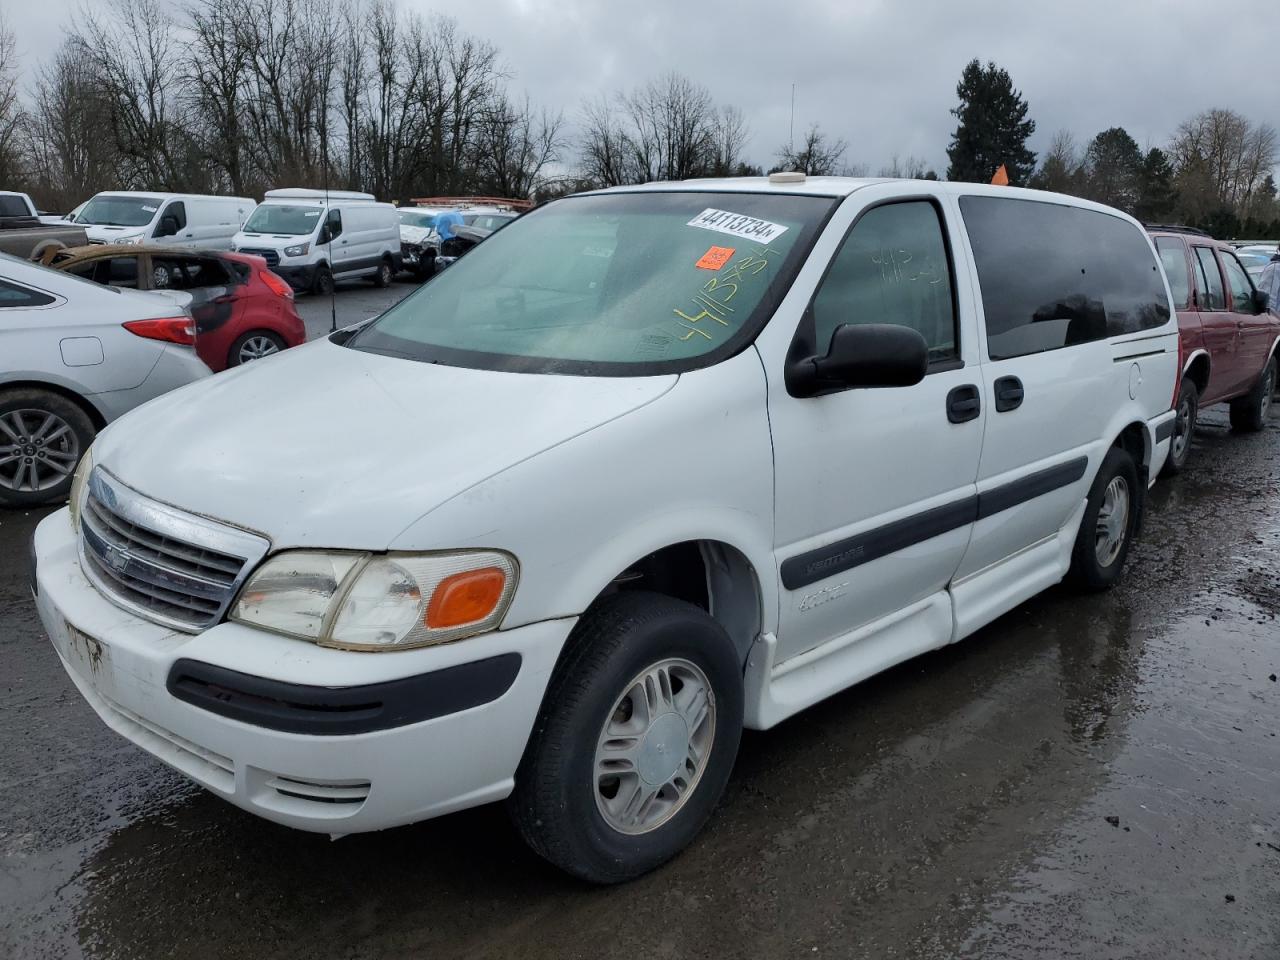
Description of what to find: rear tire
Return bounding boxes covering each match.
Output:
[1160,377,1198,477]
[0,388,95,508]
[311,264,334,297]
[1229,357,1276,432]
[509,591,743,884]
[1068,446,1139,592]
[228,330,286,367]
[372,259,393,288]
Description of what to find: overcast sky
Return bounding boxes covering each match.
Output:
[5,0,1275,175]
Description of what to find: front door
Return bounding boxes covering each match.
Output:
[764,193,984,662]
[1220,248,1274,383]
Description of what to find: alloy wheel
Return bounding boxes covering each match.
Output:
[1094,475,1130,568]
[593,658,716,835]
[238,335,281,363]
[0,409,80,493]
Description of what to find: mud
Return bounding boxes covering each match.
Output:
[2,405,1278,959]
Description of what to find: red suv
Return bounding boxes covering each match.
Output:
[1149,227,1278,474]
[51,246,306,372]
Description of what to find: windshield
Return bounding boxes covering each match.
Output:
[243,204,324,235]
[351,191,834,375]
[399,210,437,229]
[466,213,516,230]
[78,195,163,227]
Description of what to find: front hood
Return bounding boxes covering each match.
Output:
[399,226,435,244]
[234,233,299,246]
[84,225,144,241]
[94,338,676,549]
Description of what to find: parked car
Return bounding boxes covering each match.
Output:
[433,224,495,272]
[0,190,88,261]
[0,189,64,224]
[397,208,440,280]
[1149,227,1279,474]
[1236,250,1274,280]
[0,252,208,506]
[232,188,401,295]
[48,245,305,372]
[75,192,256,249]
[32,176,1178,883]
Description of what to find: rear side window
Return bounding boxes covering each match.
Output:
[1193,247,1225,310]
[0,196,30,218]
[811,200,957,362]
[959,196,1171,360]
[1155,237,1191,310]
[0,278,55,307]
[1220,252,1255,313]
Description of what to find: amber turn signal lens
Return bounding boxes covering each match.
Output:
[426,567,507,628]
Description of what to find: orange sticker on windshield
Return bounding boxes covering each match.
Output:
[696,246,736,271]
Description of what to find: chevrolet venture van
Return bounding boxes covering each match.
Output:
[75,192,256,249]
[32,176,1179,883]
[233,188,401,295]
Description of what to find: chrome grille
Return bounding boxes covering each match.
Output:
[79,468,270,632]
[236,247,280,267]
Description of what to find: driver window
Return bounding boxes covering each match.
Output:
[1220,252,1256,314]
[324,209,343,241]
[811,200,957,362]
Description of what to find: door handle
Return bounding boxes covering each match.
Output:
[946,384,981,424]
[994,375,1024,412]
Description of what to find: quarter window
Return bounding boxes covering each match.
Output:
[1220,252,1256,313]
[1193,247,1225,311]
[0,278,55,307]
[811,200,957,362]
[959,196,1171,360]
[1155,237,1191,310]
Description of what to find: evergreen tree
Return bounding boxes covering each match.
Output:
[1134,147,1177,224]
[945,60,1036,185]
[1082,127,1143,213]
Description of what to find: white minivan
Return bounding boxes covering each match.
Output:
[32,176,1179,884]
[233,188,401,295]
[75,192,255,249]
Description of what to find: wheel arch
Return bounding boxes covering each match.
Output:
[1183,349,1210,396]
[0,379,107,430]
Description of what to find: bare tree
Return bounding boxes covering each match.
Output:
[186,0,253,193]
[877,154,930,178]
[0,9,22,184]
[579,95,633,187]
[775,124,847,177]
[1169,109,1278,219]
[1029,129,1082,194]
[709,104,750,177]
[474,95,563,198]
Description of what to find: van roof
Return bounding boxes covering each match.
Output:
[89,191,255,203]
[264,188,376,202]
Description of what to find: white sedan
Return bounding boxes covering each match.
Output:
[0,253,210,507]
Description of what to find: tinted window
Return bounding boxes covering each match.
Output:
[160,200,187,232]
[811,200,957,360]
[960,196,1170,360]
[1220,252,1255,313]
[0,278,55,307]
[0,196,30,218]
[1193,247,1225,310]
[1155,237,1191,310]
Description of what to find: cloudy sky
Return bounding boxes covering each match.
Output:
[5,0,1274,175]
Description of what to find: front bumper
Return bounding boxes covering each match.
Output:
[273,263,318,290]
[33,509,574,833]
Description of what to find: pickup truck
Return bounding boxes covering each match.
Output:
[0,191,87,260]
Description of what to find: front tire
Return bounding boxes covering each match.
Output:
[311,264,334,297]
[1160,376,1198,477]
[0,389,95,507]
[509,591,743,884]
[1068,446,1139,592]
[1229,357,1276,433]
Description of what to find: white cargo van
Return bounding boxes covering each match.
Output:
[76,192,255,249]
[233,188,401,295]
[34,176,1181,885]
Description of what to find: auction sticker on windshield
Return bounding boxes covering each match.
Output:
[687,208,789,244]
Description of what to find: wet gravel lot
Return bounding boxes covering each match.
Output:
[2,282,1278,958]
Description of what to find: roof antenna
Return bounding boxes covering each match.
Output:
[322,116,337,334]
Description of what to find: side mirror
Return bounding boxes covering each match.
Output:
[156,215,179,237]
[789,323,929,397]
[1252,288,1270,313]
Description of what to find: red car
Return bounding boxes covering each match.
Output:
[51,245,306,372]
[1149,227,1279,474]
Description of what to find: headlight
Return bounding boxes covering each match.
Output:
[231,550,518,651]
[68,443,95,533]
[283,243,309,257]
[118,234,144,245]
